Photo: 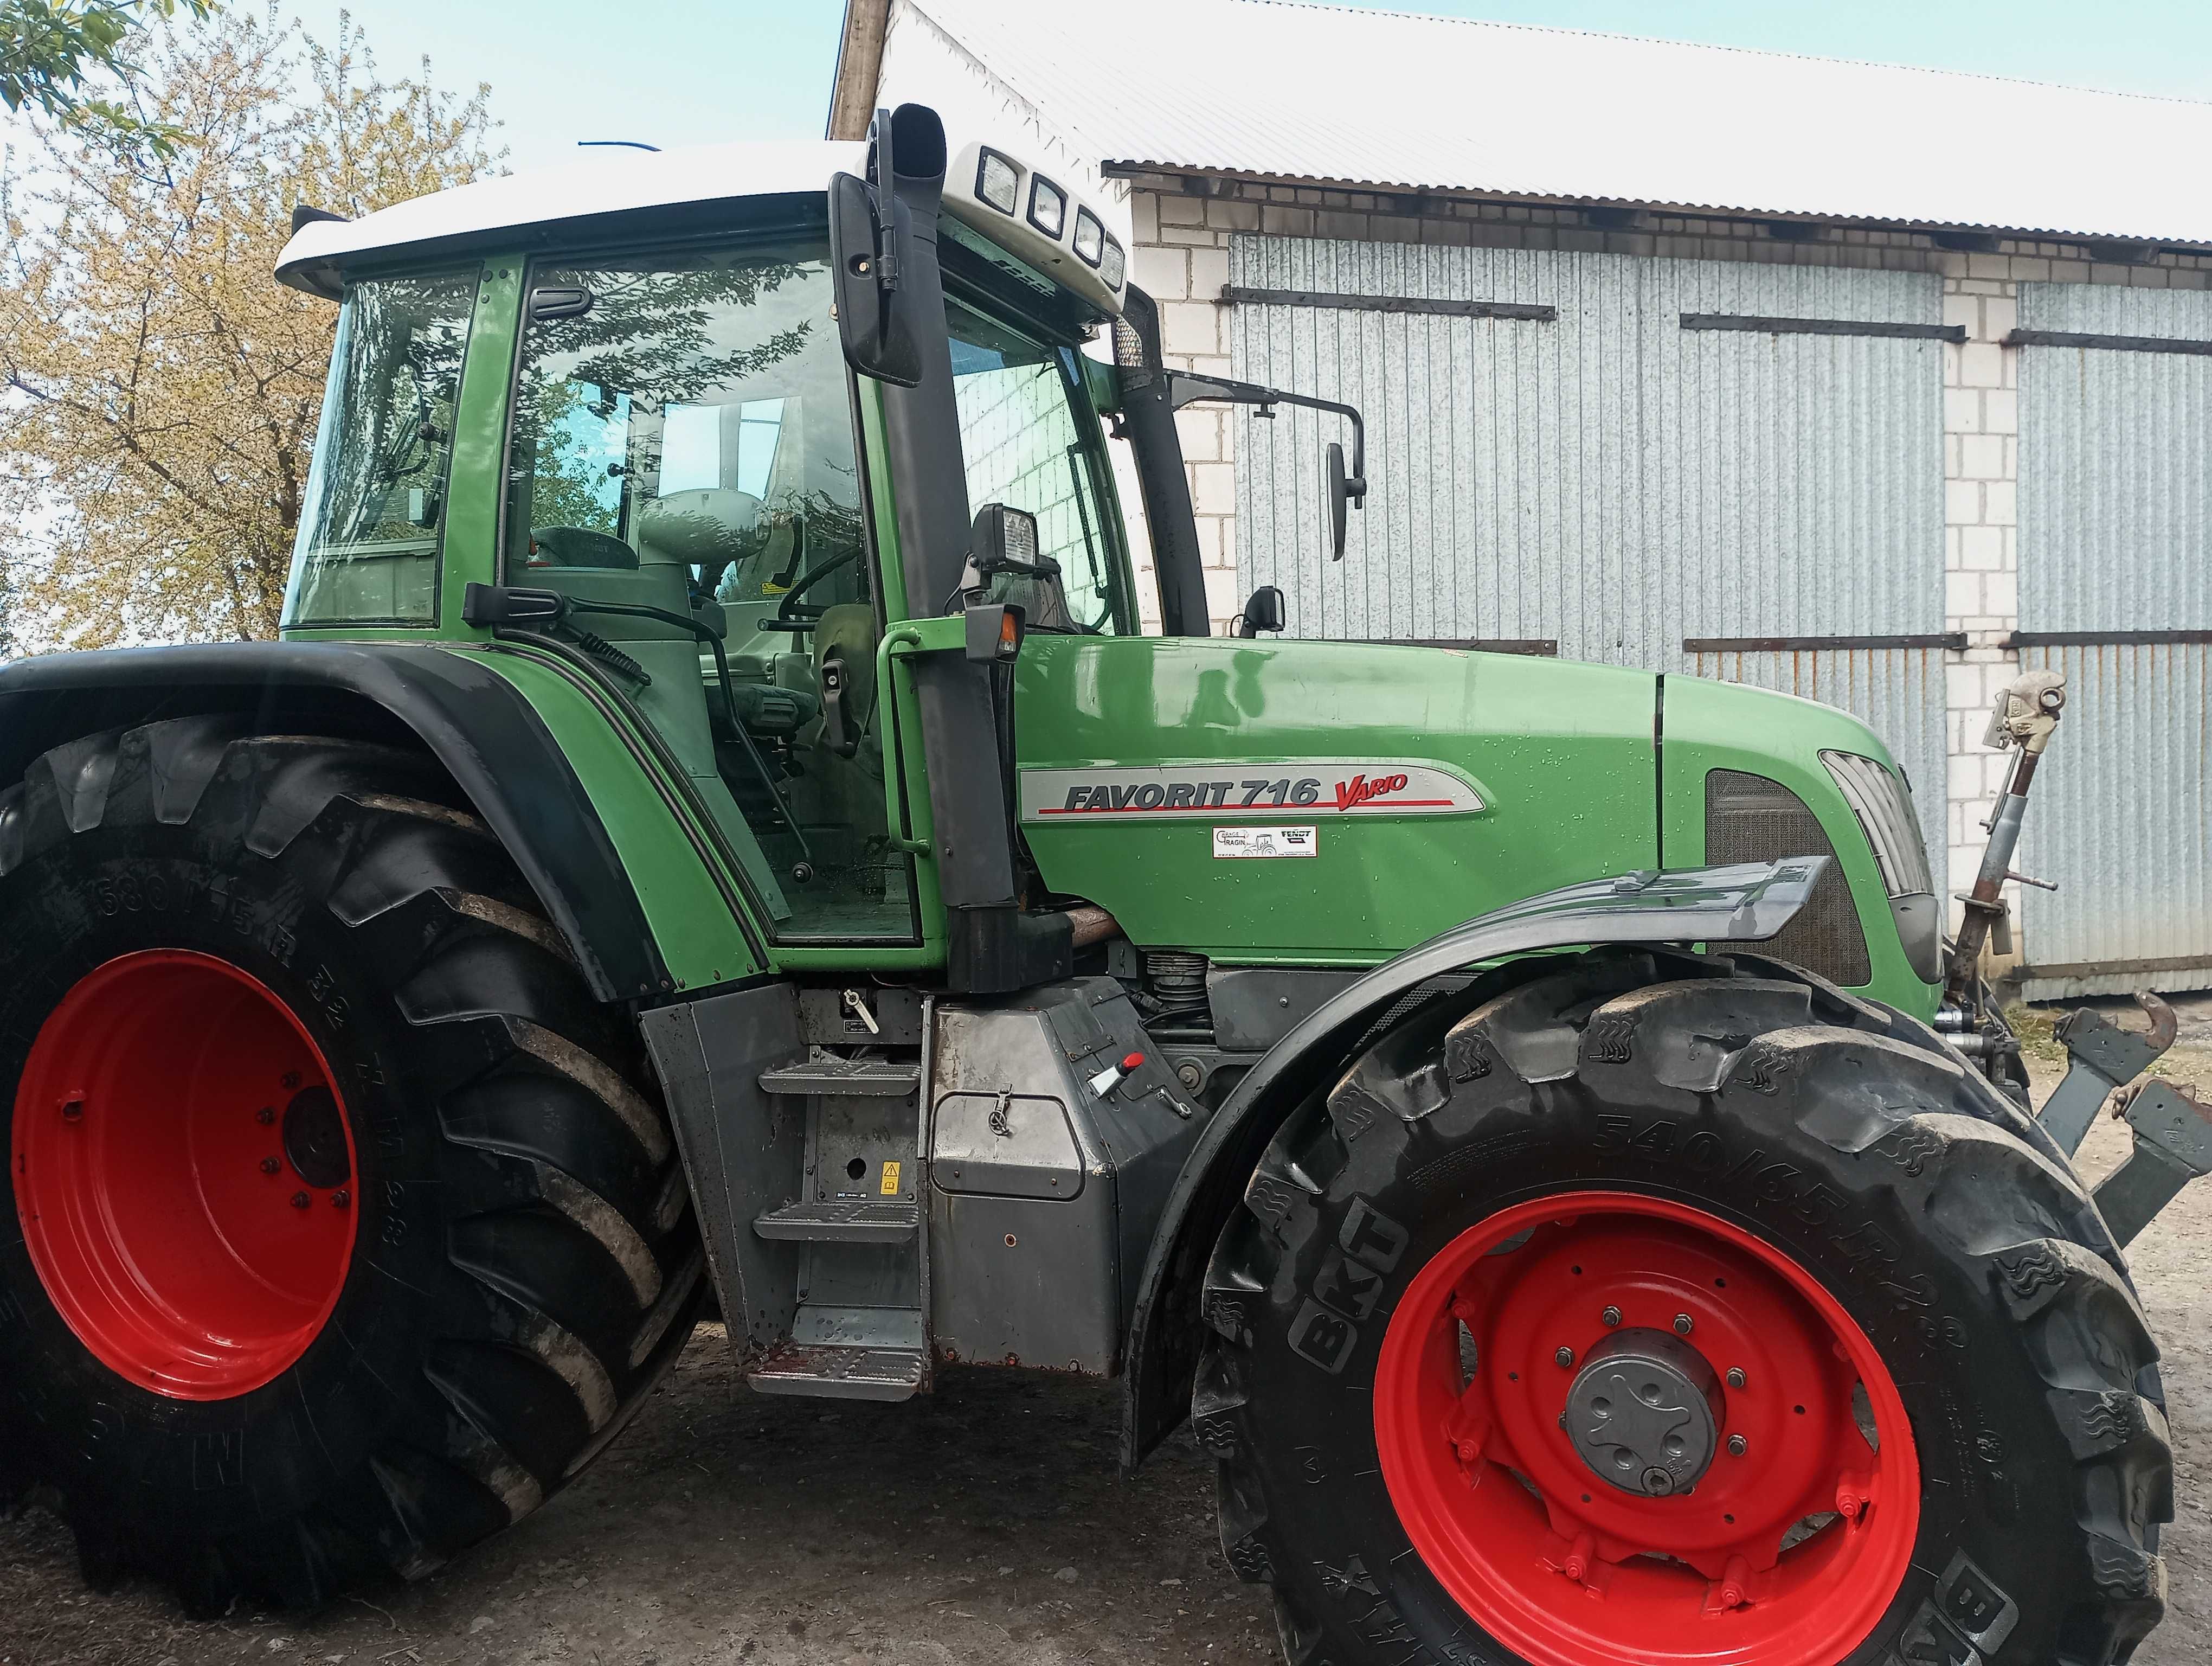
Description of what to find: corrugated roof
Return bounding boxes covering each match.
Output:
[898,0,2212,246]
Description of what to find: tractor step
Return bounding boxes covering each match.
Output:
[754,1199,921,1242]
[746,1340,929,1401]
[758,1058,921,1097]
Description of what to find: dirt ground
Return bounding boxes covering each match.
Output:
[4,1000,2209,1666]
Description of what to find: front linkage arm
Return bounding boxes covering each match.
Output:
[1949,665,2212,1248]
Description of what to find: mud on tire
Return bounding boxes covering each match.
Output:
[1198,950,2170,1666]
[0,719,704,1612]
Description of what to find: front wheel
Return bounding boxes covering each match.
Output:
[1198,953,2170,1666]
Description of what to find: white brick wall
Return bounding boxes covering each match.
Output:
[1123,190,1267,636]
[1939,267,2025,963]
[1120,174,2212,964]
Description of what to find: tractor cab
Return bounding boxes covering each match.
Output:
[274,120,1153,962]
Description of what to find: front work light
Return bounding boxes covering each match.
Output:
[976,148,1020,215]
[1028,175,1067,239]
[1073,208,1105,267]
[1098,234,1125,291]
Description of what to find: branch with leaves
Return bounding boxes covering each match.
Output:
[1,0,216,155]
[0,8,502,648]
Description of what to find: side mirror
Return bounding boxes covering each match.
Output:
[1236,585,1286,638]
[828,170,923,387]
[1324,441,1367,561]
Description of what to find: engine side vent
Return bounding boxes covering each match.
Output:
[1704,769,1872,987]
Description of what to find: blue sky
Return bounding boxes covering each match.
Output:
[285,1,2212,173]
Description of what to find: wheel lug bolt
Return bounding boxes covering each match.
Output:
[331,1189,350,1209]
[260,1156,281,1175]
[281,1071,302,1091]
[1673,1313,1694,1336]
[1728,1433,1748,1457]
[1600,1305,1622,1328]
[256,1106,276,1125]
[1555,1346,1576,1368]
[1727,1367,1747,1389]
[291,1191,311,1209]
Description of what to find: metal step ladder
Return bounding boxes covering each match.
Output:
[745,1054,930,1401]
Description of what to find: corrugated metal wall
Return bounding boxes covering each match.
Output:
[1227,238,1949,854]
[2015,284,2212,998]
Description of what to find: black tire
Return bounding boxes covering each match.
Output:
[0,719,704,1612]
[1198,950,2171,1666]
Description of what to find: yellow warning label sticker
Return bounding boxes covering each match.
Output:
[880,1160,903,1196]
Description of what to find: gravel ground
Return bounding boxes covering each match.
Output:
[4,1003,2208,1666]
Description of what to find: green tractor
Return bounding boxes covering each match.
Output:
[0,105,2176,1666]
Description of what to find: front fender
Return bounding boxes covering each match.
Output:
[0,641,671,1002]
[1118,858,1826,1467]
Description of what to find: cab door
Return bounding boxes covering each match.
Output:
[502,233,925,949]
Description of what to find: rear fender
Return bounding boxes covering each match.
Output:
[1117,858,1827,1466]
[0,641,671,1002]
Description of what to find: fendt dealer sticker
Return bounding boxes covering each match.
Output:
[1213,825,1317,859]
[1020,761,1484,823]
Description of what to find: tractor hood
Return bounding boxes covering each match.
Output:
[1013,637,1660,964]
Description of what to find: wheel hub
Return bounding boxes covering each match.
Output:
[1563,1328,1721,1497]
[11,950,358,1400]
[282,1085,353,1190]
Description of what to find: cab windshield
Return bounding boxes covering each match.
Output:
[284,268,479,626]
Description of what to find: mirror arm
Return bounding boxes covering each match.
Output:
[866,106,902,292]
[1164,370,1365,499]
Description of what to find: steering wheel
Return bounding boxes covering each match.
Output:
[761,539,865,633]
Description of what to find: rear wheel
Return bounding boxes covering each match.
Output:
[0,719,704,1611]
[1199,952,2170,1666]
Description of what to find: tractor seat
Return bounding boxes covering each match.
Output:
[634,489,762,572]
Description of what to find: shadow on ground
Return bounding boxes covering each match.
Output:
[0,1349,1275,1665]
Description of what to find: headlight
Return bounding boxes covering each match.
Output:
[1028,175,1067,239]
[976,148,1021,216]
[1821,751,1941,983]
[1072,208,1105,267]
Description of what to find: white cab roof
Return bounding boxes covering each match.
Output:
[275,140,865,296]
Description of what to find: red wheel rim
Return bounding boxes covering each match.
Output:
[11,951,358,1400]
[1374,1191,1919,1666]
